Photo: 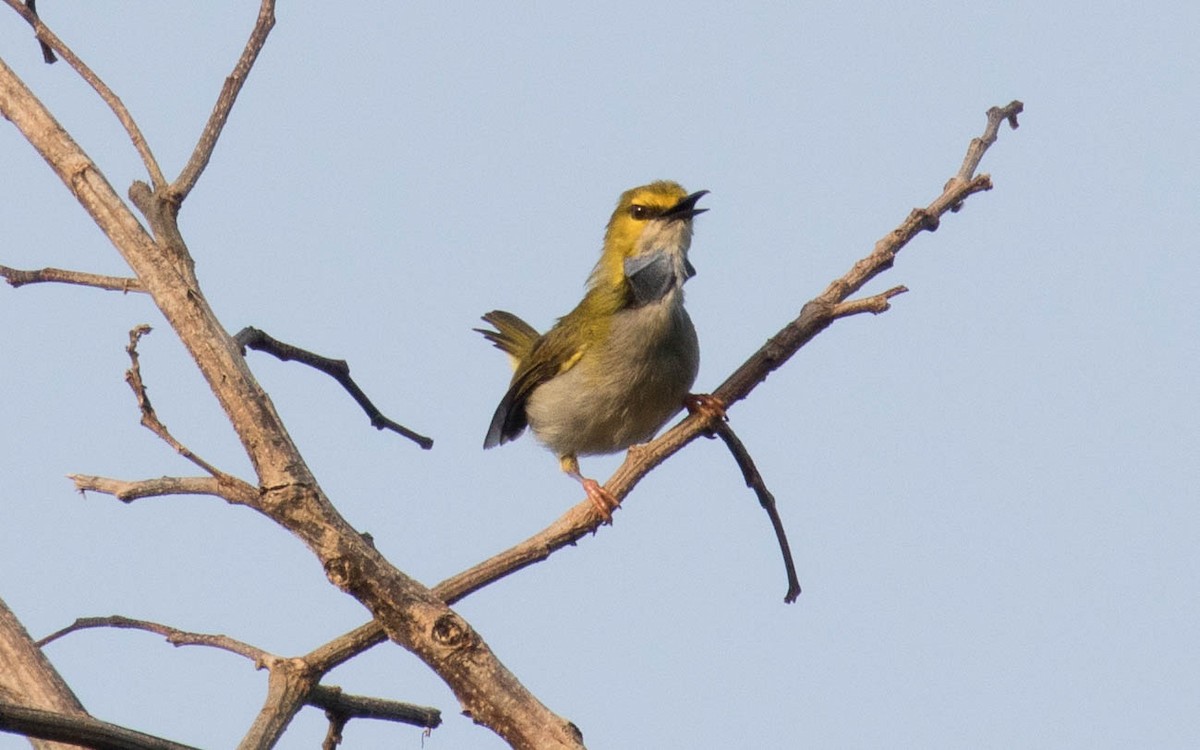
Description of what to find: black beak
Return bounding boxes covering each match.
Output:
[663,189,709,219]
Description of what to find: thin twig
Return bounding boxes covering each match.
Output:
[235,326,434,449]
[123,325,232,477]
[169,0,276,202]
[0,264,144,292]
[712,422,801,603]
[23,0,55,62]
[36,616,267,662]
[3,0,167,188]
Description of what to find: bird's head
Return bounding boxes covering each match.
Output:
[591,181,708,291]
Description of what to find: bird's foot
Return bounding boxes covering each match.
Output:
[581,478,618,525]
[684,393,728,435]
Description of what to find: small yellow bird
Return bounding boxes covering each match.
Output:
[478,180,719,521]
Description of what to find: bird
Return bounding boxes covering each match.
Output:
[477,180,722,522]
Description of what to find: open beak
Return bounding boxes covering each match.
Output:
[663,189,709,219]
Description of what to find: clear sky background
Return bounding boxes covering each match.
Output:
[2,2,1197,748]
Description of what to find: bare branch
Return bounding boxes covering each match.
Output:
[169,0,276,203]
[68,474,256,505]
[831,285,908,319]
[0,264,144,292]
[0,702,200,750]
[712,422,801,603]
[309,685,441,730]
[235,327,434,450]
[0,595,88,750]
[321,710,347,750]
[955,100,1023,184]
[36,616,266,662]
[2,0,167,188]
[22,0,55,63]
[34,615,439,747]
[304,620,389,673]
[123,325,230,478]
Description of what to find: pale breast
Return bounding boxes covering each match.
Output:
[525,291,699,457]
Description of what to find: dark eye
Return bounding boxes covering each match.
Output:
[629,204,650,220]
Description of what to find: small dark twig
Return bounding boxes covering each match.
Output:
[712,422,802,603]
[322,710,347,750]
[234,327,433,449]
[309,686,441,730]
[24,0,55,62]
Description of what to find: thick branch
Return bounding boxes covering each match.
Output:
[0,703,199,750]
[0,596,88,750]
[0,264,144,292]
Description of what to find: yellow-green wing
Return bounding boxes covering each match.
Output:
[481,314,585,449]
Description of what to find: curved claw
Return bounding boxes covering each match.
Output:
[684,393,728,423]
[581,478,618,525]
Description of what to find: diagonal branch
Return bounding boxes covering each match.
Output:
[2,0,167,189]
[0,264,144,292]
[0,702,200,750]
[123,325,230,479]
[235,327,434,449]
[169,0,276,203]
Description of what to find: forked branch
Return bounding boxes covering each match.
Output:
[36,614,441,746]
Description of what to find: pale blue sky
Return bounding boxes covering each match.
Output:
[2,2,1198,748]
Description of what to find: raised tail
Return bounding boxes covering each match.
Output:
[475,310,540,370]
